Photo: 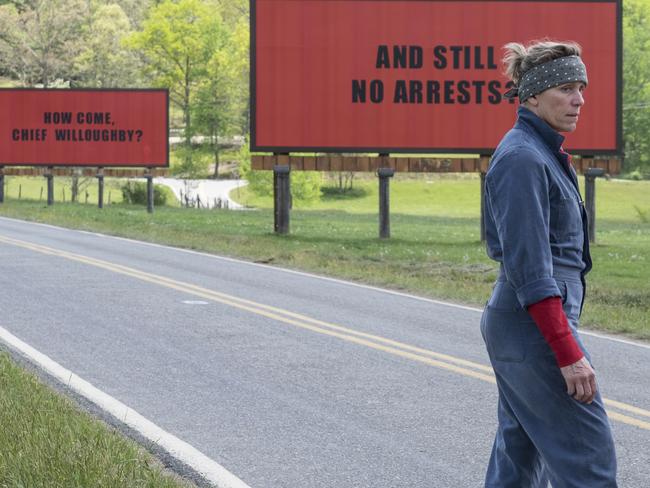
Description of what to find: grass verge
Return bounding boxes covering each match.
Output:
[0,177,648,340]
[0,352,194,487]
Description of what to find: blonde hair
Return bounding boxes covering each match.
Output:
[503,40,583,85]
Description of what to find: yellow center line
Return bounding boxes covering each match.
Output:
[607,411,650,431]
[604,399,650,419]
[1,234,648,431]
[0,234,494,374]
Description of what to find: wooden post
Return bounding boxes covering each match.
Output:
[46,167,54,206]
[97,167,104,209]
[479,155,491,243]
[584,167,605,243]
[480,172,486,242]
[273,164,291,234]
[145,168,154,213]
[378,167,395,239]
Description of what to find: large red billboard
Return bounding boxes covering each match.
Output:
[0,89,169,166]
[252,0,621,155]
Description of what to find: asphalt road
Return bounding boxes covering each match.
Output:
[0,216,648,487]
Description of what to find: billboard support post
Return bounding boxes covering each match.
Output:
[378,166,395,239]
[46,167,54,206]
[584,165,606,243]
[273,164,291,234]
[145,169,154,214]
[97,167,104,209]
[0,167,4,204]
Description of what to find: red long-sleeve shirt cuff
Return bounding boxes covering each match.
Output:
[527,296,584,367]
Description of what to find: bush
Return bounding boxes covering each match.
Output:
[238,140,321,202]
[627,169,647,181]
[120,181,168,206]
[170,146,211,178]
[320,186,369,200]
[237,139,273,196]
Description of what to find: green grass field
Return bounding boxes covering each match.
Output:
[2,176,126,204]
[0,175,648,340]
[1,176,182,207]
[0,353,193,487]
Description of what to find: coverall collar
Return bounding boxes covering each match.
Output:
[515,106,565,154]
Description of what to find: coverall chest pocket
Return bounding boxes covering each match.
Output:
[550,196,582,240]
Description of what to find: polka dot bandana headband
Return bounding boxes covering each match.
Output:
[504,55,588,103]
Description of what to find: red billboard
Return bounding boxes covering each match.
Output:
[0,89,169,166]
[252,0,621,155]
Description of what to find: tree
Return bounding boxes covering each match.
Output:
[224,17,250,137]
[0,0,89,87]
[111,0,154,28]
[194,15,248,177]
[623,0,650,174]
[126,0,223,171]
[74,3,142,87]
[216,0,248,24]
[218,2,251,137]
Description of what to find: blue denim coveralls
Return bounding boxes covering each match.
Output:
[481,107,617,487]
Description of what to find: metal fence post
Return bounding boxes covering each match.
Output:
[274,165,291,234]
[378,167,395,239]
[0,167,4,204]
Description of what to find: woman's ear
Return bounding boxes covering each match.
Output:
[527,95,539,107]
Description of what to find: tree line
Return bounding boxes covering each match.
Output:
[0,0,248,177]
[1,0,649,176]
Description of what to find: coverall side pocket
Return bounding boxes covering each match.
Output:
[483,306,529,363]
[558,280,568,305]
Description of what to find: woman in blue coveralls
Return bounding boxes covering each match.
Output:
[481,40,618,487]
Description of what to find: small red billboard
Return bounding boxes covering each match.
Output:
[252,0,621,155]
[0,89,169,166]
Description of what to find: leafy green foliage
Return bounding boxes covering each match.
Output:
[170,145,211,178]
[237,138,272,196]
[291,172,322,202]
[193,14,248,177]
[623,0,650,174]
[74,3,142,87]
[0,0,89,86]
[120,181,169,206]
[238,140,322,202]
[125,0,226,174]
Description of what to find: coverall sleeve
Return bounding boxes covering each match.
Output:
[485,147,562,308]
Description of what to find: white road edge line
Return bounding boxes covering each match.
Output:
[0,325,251,488]
[2,216,649,351]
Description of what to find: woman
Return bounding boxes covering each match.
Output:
[481,40,618,487]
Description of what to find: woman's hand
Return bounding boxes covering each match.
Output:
[560,357,597,403]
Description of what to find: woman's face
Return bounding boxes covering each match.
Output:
[526,81,586,133]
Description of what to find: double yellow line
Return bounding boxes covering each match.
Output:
[0,234,648,431]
